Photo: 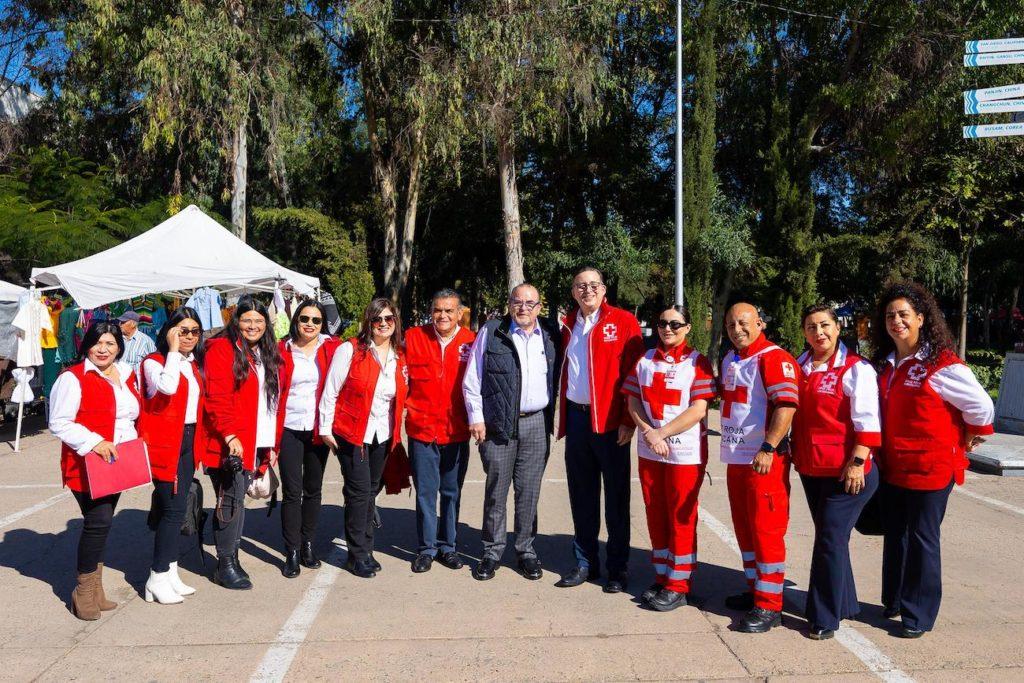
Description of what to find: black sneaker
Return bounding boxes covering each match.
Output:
[737,607,782,633]
[641,582,663,604]
[648,588,688,612]
[808,626,834,640]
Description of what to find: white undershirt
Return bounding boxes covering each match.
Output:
[565,310,598,404]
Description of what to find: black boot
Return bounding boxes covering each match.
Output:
[282,549,301,578]
[214,554,253,590]
[300,541,321,569]
[232,550,250,581]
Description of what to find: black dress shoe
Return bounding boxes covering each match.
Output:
[882,605,900,619]
[808,626,835,640]
[436,551,464,570]
[555,566,597,588]
[518,557,543,580]
[232,550,250,581]
[603,571,628,594]
[368,554,382,572]
[214,554,253,590]
[411,554,434,573]
[282,549,301,578]
[725,591,755,611]
[641,582,663,604]
[897,626,925,639]
[473,558,498,581]
[649,588,688,612]
[345,557,377,578]
[300,541,321,569]
[737,607,782,633]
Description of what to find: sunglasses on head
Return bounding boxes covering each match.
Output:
[657,320,689,331]
[371,314,395,325]
[298,315,322,325]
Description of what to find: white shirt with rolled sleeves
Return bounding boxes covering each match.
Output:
[142,352,200,424]
[49,360,140,454]
[318,341,397,444]
[283,336,326,432]
[565,310,598,405]
[463,321,550,426]
[797,342,881,438]
[884,346,995,431]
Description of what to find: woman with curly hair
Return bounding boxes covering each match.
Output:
[871,281,993,638]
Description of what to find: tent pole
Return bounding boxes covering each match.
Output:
[13,283,36,453]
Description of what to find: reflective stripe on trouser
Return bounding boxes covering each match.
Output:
[726,458,791,611]
[639,458,704,593]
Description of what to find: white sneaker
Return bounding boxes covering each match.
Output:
[168,562,196,596]
[145,570,184,604]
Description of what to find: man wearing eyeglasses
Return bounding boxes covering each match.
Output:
[554,266,645,594]
[404,289,477,574]
[462,283,562,582]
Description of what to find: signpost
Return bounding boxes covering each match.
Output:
[963,123,1024,139]
[963,39,1024,139]
[964,98,1024,115]
[964,51,1024,67]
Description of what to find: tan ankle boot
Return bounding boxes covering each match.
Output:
[95,563,117,611]
[71,570,100,621]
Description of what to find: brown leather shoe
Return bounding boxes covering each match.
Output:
[71,570,101,621]
[95,563,117,611]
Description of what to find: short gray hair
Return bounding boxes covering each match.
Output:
[431,288,463,307]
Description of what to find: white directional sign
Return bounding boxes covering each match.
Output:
[965,51,1024,67]
[963,122,1024,139]
[966,38,1024,54]
[965,98,1024,114]
[964,84,1024,103]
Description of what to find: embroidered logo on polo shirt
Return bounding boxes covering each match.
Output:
[904,363,928,388]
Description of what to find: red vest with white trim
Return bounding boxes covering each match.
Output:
[275,337,340,448]
[138,352,205,483]
[330,339,408,448]
[878,350,968,490]
[633,346,709,465]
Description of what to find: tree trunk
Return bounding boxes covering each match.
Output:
[958,237,973,359]
[231,113,248,241]
[393,124,423,305]
[365,84,399,293]
[496,117,525,292]
[709,268,734,371]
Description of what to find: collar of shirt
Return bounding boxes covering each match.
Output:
[654,342,691,363]
[798,341,848,374]
[83,359,131,386]
[886,343,930,369]
[510,320,541,337]
[734,332,773,360]
[286,334,327,354]
[433,325,460,344]
[575,309,599,329]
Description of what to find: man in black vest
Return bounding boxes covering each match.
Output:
[463,283,561,581]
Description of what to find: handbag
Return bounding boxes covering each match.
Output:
[246,464,280,516]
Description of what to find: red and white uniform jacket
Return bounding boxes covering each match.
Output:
[275,335,340,448]
[558,301,645,438]
[791,342,881,477]
[139,351,206,483]
[879,346,994,490]
[622,343,716,465]
[405,324,476,445]
[719,334,800,465]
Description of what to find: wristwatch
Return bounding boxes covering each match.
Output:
[760,441,776,454]
[852,456,866,466]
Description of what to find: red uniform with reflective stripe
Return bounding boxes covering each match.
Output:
[404,325,476,445]
[330,339,408,449]
[138,352,205,483]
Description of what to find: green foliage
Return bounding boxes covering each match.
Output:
[966,349,1005,397]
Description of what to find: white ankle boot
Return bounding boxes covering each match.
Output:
[168,562,196,596]
[145,570,184,604]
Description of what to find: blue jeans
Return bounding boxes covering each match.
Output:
[410,439,470,555]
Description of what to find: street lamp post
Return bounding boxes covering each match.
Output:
[675,0,685,306]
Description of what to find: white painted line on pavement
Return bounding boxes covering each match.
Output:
[954,486,1024,517]
[250,543,346,683]
[0,491,71,530]
[0,484,62,489]
[698,506,914,683]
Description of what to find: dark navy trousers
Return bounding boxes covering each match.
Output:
[409,439,470,556]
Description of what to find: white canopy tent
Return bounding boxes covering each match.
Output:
[0,279,26,302]
[31,204,319,307]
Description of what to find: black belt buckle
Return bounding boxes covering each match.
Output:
[519,410,538,418]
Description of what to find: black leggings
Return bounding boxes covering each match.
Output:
[71,490,121,574]
[336,436,389,561]
[279,429,330,551]
[151,425,196,572]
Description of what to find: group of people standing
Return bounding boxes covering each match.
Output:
[49,269,993,643]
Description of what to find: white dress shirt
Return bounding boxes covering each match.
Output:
[565,310,598,404]
[436,326,459,353]
[254,351,278,448]
[49,360,140,455]
[142,352,200,424]
[884,346,995,429]
[318,342,398,444]
[463,321,549,425]
[283,336,327,431]
[798,342,881,436]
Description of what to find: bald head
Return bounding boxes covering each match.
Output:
[725,302,764,351]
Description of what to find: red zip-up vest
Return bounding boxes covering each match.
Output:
[792,350,873,477]
[200,337,261,471]
[275,336,340,448]
[404,325,476,445]
[331,339,408,448]
[879,350,968,490]
[138,352,205,483]
[59,362,141,492]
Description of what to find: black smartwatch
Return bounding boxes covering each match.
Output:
[852,456,866,466]
[760,441,776,454]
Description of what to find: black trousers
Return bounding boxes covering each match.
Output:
[151,425,197,572]
[336,435,389,562]
[279,428,330,551]
[881,478,954,632]
[71,490,121,574]
[208,465,253,558]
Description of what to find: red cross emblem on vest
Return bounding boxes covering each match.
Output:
[721,384,749,419]
[645,371,683,420]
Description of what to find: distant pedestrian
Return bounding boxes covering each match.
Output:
[118,311,156,375]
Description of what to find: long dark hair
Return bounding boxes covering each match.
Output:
[76,320,125,363]
[356,296,404,354]
[870,281,955,366]
[224,295,281,408]
[289,298,328,342]
[156,306,205,365]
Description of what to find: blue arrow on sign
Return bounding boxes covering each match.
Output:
[965,98,1024,114]
[963,122,1024,138]
[965,51,1024,67]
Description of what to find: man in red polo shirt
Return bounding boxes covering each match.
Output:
[404,289,477,573]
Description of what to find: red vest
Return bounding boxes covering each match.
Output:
[59,362,141,492]
[404,325,476,444]
[792,351,873,477]
[200,337,262,471]
[275,337,340,448]
[330,339,408,448]
[138,353,205,483]
[879,350,967,490]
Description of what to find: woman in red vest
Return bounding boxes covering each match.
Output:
[792,304,881,640]
[275,300,338,578]
[872,282,994,638]
[138,306,205,604]
[319,297,408,578]
[49,320,141,620]
[202,296,282,590]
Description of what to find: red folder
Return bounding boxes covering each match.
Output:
[84,438,153,498]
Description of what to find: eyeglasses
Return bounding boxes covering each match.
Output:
[371,315,395,326]
[573,282,604,292]
[298,315,322,325]
[510,300,540,310]
[178,327,201,337]
[657,320,689,331]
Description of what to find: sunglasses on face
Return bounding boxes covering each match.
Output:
[178,327,201,337]
[573,282,603,293]
[298,315,322,325]
[657,320,688,331]
[371,315,395,326]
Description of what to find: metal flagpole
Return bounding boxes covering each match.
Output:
[674,0,685,306]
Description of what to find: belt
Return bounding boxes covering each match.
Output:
[566,400,591,413]
[519,410,541,418]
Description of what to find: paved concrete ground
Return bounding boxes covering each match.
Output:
[2,410,1024,682]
